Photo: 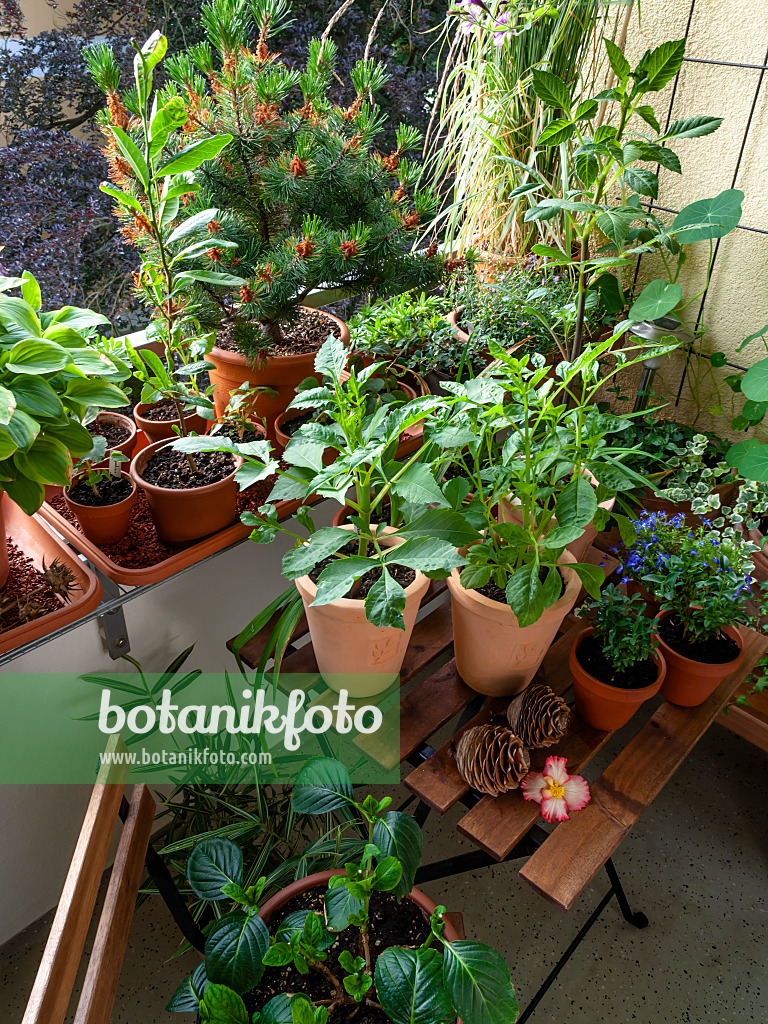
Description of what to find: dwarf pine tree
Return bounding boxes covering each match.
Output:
[89,0,442,360]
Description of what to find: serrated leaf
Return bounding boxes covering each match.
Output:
[596,209,632,246]
[389,463,446,507]
[441,940,518,1024]
[636,38,686,92]
[312,556,377,605]
[325,880,365,930]
[623,167,658,199]
[199,982,248,1024]
[314,334,348,381]
[531,69,572,111]
[537,118,575,147]
[603,37,630,82]
[375,947,455,1024]
[166,962,207,1011]
[635,104,660,133]
[205,911,269,994]
[661,115,723,141]
[384,537,462,573]
[364,567,407,629]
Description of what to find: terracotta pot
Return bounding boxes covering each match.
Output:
[293,527,430,697]
[258,869,461,941]
[129,439,241,545]
[655,613,745,708]
[133,401,208,445]
[447,551,581,696]
[0,491,9,590]
[445,307,469,344]
[570,627,665,731]
[748,527,768,584]
[207,308,350,441]
[91,410,137,464]
[63,471,137,546]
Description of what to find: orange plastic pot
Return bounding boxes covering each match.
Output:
[293,527,430,697]
[447,551,581,696]
[570,627,665,731]
[129,439,241,545]
[207,308,350,440]
[655,612,745,707]
[133,402,208,445]
[91,410,137,465]
[0,491,9,589]
[63,471,137,546]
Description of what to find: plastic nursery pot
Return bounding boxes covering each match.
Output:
[447,551,581,697]
[569,626,666,732]
[293,526,430,698]
[207,308,350,441]
[133,401,208,445]
[0,491,9,589]
[655,611,745,708]
[63,471,137,547]
[129,439,242,546]
[90,410,137,465]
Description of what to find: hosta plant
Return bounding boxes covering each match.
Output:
[0,272,129,514]
[168,756,518,1023]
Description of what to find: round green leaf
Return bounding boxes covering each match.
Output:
[628,280,682,322]
[375,947,455,1024]
[187,837,243,901]
[740,358,768,403]
[672,189,744,243]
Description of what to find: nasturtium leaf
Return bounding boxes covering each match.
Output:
[205,911,270,993]
[628,280,682,322]
[375,947,455,1024]
[291,756,354,814]
[672,189,744,242]
[740,358,768,403]
[187,837,244,900]
[726,440,768,481]
[441,940,518,1024]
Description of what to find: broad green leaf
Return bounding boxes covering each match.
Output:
[0,429,18,460]
[505,563,544,628]
[672,189,743,242]
[596,209,632,246]
[311,555,378,605]
[21,272,41,311]
[364,567,407,629]
[167,207,221,244]
[397,508,480,546]
[741,358,768,403]
[199,982,248,1024]
[441,940,518,1024]
[573,99,598,122]
[384,537,462,573]
[661,115,723,141]
[459,563,492,590]
[635,104,660,133]
[44,420,95,457]
[0,295,42,336]
[389,463,446,507]
[67,348,117,375]
[49,305,110,330]
[375,947,455,1024]
[636,38,686,92]
[554,476,597,530]
[6,339,69,375]
[158,135,233,176]
[259,994,301,1024]
[628,279,682,322]
[166,962,207,1011]
[623,167,658,199]
[13,437,71,485]
[603,37,630,82]
[282,527,353,579]
[314,334,348,381]
[570,561,604,599]
[324,880,365,931]
[0,386,16,424]
[727,440,768,481]
[1,473,44,514]
[205,911,269,994]
[372,856,403,892]
[187,837,243,901]
[109,125,149,187]
[291,756,354,814]
[373,812,423,898]
[63,379,128,407]
[726,437,761,470]
[537,118,575,147]
[531,69,572,111]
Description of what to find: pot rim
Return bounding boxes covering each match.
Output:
[94,409,137,435]
[210,307,350,366]
[448,549,579,615]
[295,525,429,607]
[653,610,744,669]
[133,400,208,429]
[129,438,242,496]
[571,626,666,698]
[64,469,137,508]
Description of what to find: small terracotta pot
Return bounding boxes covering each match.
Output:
[258,869,461,942]
[293,527,430,697]
[445,307,469,344]
[91,410,137,464]
[274,408,337,466]
[133,401,208,445]
[0,491,9,589]
[570,627,665,731]
[655,613,745,707]
[447,551,581,696]
[207,308,350,440]
[129,439,241,545]
[63,472,137,546]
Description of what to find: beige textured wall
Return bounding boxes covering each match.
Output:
[17,0,76,35]
[618,0,768,427]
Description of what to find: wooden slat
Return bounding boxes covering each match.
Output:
[400,659,476,763]
[22,737,128,1024]
[519,627,768,911]
[716,684,768,752]
[73,785,156,1024]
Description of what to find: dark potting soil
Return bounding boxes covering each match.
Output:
[138,400,181,422]
[88,420,131,447]
[216,308,341,358]
[140,449,236,489]
[477,566,564,605]
[658,616,741,664]
[246,888,430,1024]
[309,540,416,598]
[210,424,265,444]
[67,477,133,508]
[576,633,657,689]
[0,540,68,632]
[49,474,275,564]
[280,410,313,438]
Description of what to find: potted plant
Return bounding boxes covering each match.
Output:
[209,382,268,445]
[570,584,665,731]
[0,271,129,586]
[155,0,441,435]
[168,756,519,1024]
[62,438,136,546]
[85,408,137,463]
[617,510,762,706]
[176,335,476,695]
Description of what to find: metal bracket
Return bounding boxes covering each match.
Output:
[95,571,131,659]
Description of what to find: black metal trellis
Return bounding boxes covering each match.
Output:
[629,0,768,395]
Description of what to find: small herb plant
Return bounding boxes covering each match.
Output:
[176,335,478,629]
[168,756,518,1023]
[617,510,764,641]
[578,583,658,673]
[211,382,272,441]
[69,435,129,499]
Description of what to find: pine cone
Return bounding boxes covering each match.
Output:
[506,684,570,749]
[454,725,530,797]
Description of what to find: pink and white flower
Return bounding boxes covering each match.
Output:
[520,756,590,823]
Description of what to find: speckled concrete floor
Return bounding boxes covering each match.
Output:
[2,706,766,1024]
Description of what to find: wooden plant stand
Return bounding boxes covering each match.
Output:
[230,546,768,1023]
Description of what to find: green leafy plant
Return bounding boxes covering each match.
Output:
[68,434,129,497]
[723,325,768,482]
[211,381,273,441]
[156,0,441,360]
[577,583,657,673]
[86,31,237,443]
[0,271,129,514]
[168,756,518,1023]
[175,334,478,629]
